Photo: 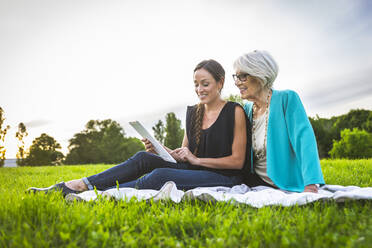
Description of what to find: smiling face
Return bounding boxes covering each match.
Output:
[234,71,264,101]
[193,68,222,104]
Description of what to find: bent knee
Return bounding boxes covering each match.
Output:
[144,168,175,183]
[148,168,174,178]
[133,151,153,160]
[136,168,175,190]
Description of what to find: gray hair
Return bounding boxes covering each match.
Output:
[233,50,279,89]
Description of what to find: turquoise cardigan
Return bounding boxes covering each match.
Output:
[243,90,325,192]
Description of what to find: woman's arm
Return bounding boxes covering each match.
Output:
[162,133,188,153]
[285,91,325,192]
[143,133,188,162]
[175,106,247,169]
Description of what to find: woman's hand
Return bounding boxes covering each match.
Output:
[169,150,186,163]
[303,184,318,193]
[141,139,157,154]
[174,147,200,165]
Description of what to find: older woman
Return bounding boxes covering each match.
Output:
[233,50,325,193]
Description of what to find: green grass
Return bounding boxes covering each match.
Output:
[0,160,371,247]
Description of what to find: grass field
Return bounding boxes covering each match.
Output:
[0,159,371,247]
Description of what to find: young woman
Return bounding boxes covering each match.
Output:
[28,59,251,196]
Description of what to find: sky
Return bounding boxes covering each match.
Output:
[1,0,372,158]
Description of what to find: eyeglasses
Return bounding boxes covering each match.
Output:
[232,73,250,82]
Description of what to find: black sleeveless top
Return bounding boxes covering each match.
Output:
[186,101,252,177]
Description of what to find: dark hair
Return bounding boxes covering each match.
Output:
[192,59,225,155]
[194,59,225,83]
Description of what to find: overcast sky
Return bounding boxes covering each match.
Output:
[1,0,372,158]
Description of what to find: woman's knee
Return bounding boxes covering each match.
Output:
[131,151,166,169]
[132,151,154,161]
[133,151,147,158]
[136,168,175,189]
[149,168,174,179]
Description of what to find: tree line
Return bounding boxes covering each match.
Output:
[0,107,184,166]
[309,109,372,159]
[1,101,371,167]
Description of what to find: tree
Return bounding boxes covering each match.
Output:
[23,133,64,166]
[332,109,371,140]
[164,113,184,150]
[121,137,146,161]
[310,109,372,158]
[309,116,336,159]
[362,111,372,133]
[65,119,144,164]
[329,128,372,159]
[16,123,28,166]
[152,120,165,144]
[0,107,10,167]
[225,94,244,105]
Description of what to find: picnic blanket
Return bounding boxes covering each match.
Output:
[65,181,372,208]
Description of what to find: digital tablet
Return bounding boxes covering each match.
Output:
[129,121,177,163]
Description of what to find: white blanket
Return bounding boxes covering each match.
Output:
[65,181,372,208]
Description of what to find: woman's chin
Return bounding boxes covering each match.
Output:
[199,98,208,104]
[240,93,249,100]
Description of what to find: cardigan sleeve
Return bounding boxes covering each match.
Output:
[284,91,325,186]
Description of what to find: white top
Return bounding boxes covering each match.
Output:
[253,110,276,186]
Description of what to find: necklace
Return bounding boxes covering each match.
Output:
[252,90,271,161]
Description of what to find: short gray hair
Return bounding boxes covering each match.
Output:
[233,50,279,89]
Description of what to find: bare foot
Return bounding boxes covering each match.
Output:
[65,179,88,192]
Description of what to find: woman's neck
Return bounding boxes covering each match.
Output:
[204,98,226,112]
[254,88,271,110]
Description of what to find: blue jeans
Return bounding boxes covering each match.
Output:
[83,151,243,191]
